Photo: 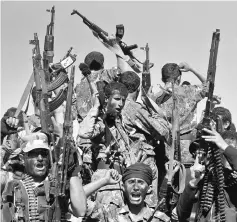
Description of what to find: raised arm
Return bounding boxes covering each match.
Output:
[77,87,104,139]
[179,62,206,83]
[69,175,87,217]
[83,169,121,197]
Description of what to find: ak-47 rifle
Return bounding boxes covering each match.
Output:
[140,43,154,93]
[189,29,226,222]
[30,33,68,112]
[71,9,142,64]
[30,32,55,163]
[43,6,55,83]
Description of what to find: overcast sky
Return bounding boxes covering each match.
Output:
[1,1,237,124]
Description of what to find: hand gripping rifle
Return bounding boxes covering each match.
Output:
[71,9,142,64]
[189,29,226,222]
[140,43,154,93]
[46,66,75,221]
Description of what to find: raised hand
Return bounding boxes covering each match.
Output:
[202,126,229,152]
[104,169,122,185]
[178,62,193,72]
[165,160,180,179]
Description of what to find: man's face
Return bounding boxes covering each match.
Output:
[124,178,150,206]
[222,139,237,169]
[106,91,126,116]
[24,148,49,179]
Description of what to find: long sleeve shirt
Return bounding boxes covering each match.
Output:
[122,98,171,145]
[175,145,237,221]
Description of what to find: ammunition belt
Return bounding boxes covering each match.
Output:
[22,175,40,222]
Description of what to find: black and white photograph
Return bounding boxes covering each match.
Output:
[1,1,237,221]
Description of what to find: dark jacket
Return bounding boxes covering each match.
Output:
[176,145,237,221]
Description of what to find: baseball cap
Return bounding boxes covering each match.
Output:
[21,132,50,153]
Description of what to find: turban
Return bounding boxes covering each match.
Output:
[122,162,153,185]
[84,51,104,69]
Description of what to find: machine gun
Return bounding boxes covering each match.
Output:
[189,29,226,222]
[43,6,55,83]
[140,43,154,93]
[189,29,221,163]
[71,9,142,64]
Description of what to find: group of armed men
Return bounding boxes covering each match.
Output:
[1,6,237,222]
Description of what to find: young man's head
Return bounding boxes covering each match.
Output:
[20,133,50,181]
[84,51,104,71]
[122,163,152,207]
[221,131,237,169]
[120,71,140,100]
[161,63,182,85]
[104,82,128,117]
[212,107,232,131]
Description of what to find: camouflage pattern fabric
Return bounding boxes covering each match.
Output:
[75,68,118,119]
[86,193,170,222]
[156,83,207,163]
[122,99,171,144]
[158,84,207,134]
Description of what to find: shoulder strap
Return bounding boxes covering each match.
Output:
[155,90,172,106]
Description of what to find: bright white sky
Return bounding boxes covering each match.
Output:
[1,1,237,124]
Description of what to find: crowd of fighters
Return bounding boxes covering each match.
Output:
[1,7,237,222]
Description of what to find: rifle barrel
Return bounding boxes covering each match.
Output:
[71,9,84,19]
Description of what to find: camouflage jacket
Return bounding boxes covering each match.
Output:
[75,68,119,119]
[122,98,171,145]
[87,197,170,222]
[78,103,138,168]
[155,83,207,135]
